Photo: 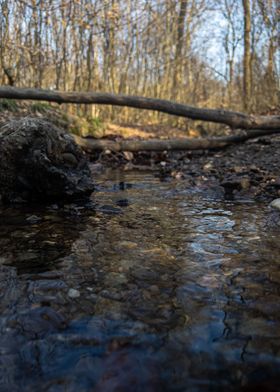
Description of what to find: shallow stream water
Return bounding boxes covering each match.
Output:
[1,170,280,391]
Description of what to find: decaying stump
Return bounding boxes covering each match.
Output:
[0,118,94,202]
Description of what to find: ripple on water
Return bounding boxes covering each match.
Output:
[0,170,280,391]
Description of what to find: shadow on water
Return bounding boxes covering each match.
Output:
[1,169,280,391]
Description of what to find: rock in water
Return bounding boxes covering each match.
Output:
[0,118,94,202]
[270,198,280,211]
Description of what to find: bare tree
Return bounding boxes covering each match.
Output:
[0,0,278,125]
[242,0,252,111]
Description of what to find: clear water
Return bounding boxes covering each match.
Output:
[1,170,280,391]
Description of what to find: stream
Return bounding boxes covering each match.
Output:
[0,169,280,391]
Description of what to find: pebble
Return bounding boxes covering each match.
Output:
[149,285,160,294]
[90,163,104,172]
[203,162,213,171]
[174,171,184,179]
[68,288,80,298]
[0,257,7,264]
[26,215,41,224]
[240,177,250,189]
[270,198,280,211]
[100,290,122,301]
[119,241,138,249]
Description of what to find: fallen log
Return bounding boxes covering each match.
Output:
[73,128,280,153]
[0,86,279,130]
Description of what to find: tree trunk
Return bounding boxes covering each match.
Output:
[73,128,280,153]
[0,87,279,130]
[242,0,252,111]
[173,0,188,97]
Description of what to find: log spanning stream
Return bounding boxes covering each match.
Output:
[0,169,280,391]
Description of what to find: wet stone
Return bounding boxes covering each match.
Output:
[104,272,128,287]
[100,290,123,301]
[68,288,81,299]
[26,215,42,224]
[0,118,94,202]
[7,307,67,338]
[270,198,280,211]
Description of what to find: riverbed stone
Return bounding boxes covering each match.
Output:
[270,198,280,211]
[68,288,81,298]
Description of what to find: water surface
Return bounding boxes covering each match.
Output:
[1,170,280,391]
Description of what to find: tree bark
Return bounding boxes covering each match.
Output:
[173,0,188,97]
[242,0,252,111]
[0,86,279,130]
[73,128,280,153]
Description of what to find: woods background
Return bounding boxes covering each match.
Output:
[0,0,279,131]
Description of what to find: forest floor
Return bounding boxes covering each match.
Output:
[1,100,279,203]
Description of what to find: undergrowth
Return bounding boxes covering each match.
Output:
[0,99,18,112]
[30,102,52,113]
[0,100,106,137]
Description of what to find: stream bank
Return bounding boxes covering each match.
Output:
[91,134,280,203]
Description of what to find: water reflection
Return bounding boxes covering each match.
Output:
[0,170,280,391]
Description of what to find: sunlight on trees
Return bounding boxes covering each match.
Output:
[0,0,279,123]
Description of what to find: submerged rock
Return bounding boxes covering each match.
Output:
[0,118,94,202]
[265,198,280,228]
[270,198,280,211]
